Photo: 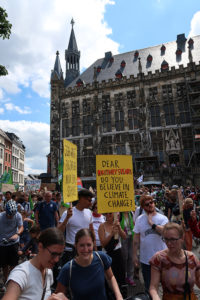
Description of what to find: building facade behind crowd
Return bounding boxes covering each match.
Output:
[0,130,25,188]
[50,20,200,188]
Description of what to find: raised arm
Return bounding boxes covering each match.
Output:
[57,208,73,232]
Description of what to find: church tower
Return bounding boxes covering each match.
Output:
[65,19,80,86]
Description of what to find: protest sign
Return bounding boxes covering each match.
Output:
[40,183,56,191]
[96,155,135,213]
[1,183,16,193]
[25,179,41,192]
[63,139,78,203]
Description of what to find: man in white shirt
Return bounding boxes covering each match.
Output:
[58,189,95,265]
[133,195,168,291]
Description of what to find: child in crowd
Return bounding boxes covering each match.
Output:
[19,211,35,248]
[18,225,40,259]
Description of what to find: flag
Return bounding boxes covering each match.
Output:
[29,193,35,220]
[137,175,143,184]
[58,155,63,185]
[7,169,13,184]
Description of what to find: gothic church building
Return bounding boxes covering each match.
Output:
[50,20,200,186]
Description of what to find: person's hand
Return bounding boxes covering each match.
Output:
[9,234,19,241]
[47,292,69,300]
[66,207,73,220]
[18,250,23,256]
[190,210,197,221]
[112,223,119,235]
[133,256,139,269]
[147,213,153,226]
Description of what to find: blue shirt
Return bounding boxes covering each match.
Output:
[36,200,57,230]
[57,251,112,300]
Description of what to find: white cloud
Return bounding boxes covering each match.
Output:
[189,11,200,37]
[0,108,4,114]
[0,120,49,175]
[0,0,119,99]
[5,103,31,114]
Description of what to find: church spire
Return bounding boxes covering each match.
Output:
[67,18,78,52]
[65,19,80,86]
[51,50,63,81]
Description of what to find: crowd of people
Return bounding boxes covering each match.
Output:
[0,184,199,299]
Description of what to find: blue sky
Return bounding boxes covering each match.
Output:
[0,0,200,174]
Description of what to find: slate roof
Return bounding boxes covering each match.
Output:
[0,129,11,142]
[68,34,200,88]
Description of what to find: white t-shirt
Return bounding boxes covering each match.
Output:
[59,207,93,248]
[7,261,53,300]
[134,212,168,265]
[92,214,105,246]
[134,206,144,222]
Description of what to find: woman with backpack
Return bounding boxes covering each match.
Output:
[56,228,123,300]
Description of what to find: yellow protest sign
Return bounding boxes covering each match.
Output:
[96,155,135,213]
[63,139,78,203]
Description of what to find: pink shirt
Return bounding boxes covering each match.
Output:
[150,250,200,294]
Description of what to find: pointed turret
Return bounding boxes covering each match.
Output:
[51,51,63,81]
[65,19,80,86]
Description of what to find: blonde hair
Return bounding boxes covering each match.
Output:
[163,222,184,238]
[184,198,193,205]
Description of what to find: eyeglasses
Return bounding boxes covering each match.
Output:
[162,237,180,243]
[46,247,63,259]
[144,200,154,207]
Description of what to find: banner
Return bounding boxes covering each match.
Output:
[96,155,135,213]
[63,139,78,203]
[25,179,41,192]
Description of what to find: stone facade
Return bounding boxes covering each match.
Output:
[50,23,200,186]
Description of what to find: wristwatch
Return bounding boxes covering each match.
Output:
[152,224,157,230]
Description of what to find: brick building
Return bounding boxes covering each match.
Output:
[50,20,200,186]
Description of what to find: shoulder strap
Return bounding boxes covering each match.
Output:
[41,270,47,300]
[184,251,191,300]
[69,259,73,299]
[95,251,104,268]
[139,206,143,216]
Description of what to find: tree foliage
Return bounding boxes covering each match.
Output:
[0,7,12,76]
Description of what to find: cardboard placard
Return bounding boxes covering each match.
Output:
[63,139,78,203]
[41,183,56,191]
[96,155,135,213]
[1,183,16,193]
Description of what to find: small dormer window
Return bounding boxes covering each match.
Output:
[76,78,84,87]
[110,57,114,63]
[134,51,139,58]
[97,66,101,73]
[176,49,182,55]
[188,38,194,47]
[115,70,123,79]
[161,45,166,52]
[121,60,126,68]
[147,54,153,62]
[161,60,169,70]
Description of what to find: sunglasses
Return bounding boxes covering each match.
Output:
[46,247,63,259]
[144,200,154,207]
[162,237,180,243]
